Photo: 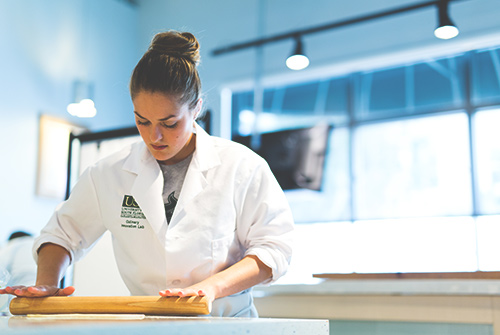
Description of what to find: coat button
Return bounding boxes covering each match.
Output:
[171,279,181,285]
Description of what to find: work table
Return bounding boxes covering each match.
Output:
[0,315,329,335]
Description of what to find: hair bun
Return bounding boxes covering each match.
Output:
[149,31,200,65]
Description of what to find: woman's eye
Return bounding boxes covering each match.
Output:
[136,119,150,126]
[136,119,177,128]
[162,122,178,129]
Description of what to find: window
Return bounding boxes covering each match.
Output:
[228,44,500,283]
[471,48,500,105]
[413,57,465,110]
[353,112,472,219]
[357,55,466,120]
[282,82,319,113]
[473,108,500,215]
[362,67,406,116]
[324,77,349,123]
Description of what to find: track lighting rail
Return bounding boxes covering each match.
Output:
[211,0,468,57]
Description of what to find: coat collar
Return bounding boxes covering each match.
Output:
[171,123,221,223]
[190,123,221,172]
[120,123,221,234]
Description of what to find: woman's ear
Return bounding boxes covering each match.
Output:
[194,98,203,119]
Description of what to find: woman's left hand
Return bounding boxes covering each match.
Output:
[158,255,271,305]
[159,286,215,303]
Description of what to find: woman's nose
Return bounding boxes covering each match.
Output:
[151,125,163,142]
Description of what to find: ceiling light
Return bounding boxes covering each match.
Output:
[434,0,459,40]
[67,99,97,118]
[286,37,309,71]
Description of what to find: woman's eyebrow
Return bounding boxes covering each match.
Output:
[134,111,147,119]
[134,111,175,121]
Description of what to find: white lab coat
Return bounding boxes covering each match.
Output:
[34,124,294,317]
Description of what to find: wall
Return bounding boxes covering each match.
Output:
[0,0,139,243]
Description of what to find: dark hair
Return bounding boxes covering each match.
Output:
[8,231,32,241]
[130,31,201,109]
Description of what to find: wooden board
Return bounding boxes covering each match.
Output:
[10,296,211,316]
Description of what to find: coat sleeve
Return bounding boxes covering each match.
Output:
[32,167,107,264]
[235,157,294,284]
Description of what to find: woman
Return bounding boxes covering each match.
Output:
[0,31,294,317]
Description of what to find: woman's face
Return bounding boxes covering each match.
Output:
[133,91,200,164]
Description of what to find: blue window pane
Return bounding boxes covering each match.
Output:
[231,89,275,115]
[359,54,466,120]
[325,77,348,119]
[366,67,406,114]
[282,82,319,113]
[471,48,500,105]
[231,91,253,114]
[263,89,274,111]
[414,57,465,109]
[231,91,253,136]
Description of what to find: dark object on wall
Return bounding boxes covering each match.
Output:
[234,124,332,191]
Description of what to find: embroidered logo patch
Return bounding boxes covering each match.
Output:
[120,195,146,220]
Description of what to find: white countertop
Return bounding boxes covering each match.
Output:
[0,315,329,335]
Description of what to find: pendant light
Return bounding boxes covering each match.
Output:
[286,36,309,71]
[434,0,459,40]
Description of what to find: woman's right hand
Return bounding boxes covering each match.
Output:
[0,285,75,297]
[1,243,75,298]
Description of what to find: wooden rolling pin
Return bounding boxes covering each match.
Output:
[10,296,211,316]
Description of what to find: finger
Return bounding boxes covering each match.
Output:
[4,286,26,295]
[176,289,199,297]
[159,289,171,296]
[14,287,37,297]
[159,289,183,297]
[57,286,75,296]
[159,288,199,297]
[1,287,12,294]
[10,286,36,297]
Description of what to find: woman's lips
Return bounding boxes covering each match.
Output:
[151,144,167,150]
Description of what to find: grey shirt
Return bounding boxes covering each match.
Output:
[158,154,192,223]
